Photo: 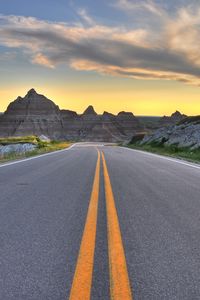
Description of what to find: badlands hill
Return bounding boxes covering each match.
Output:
[158,111,186,126]
[0,89,142,142]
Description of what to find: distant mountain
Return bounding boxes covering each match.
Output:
[82,105,97,116]
[0,89,143,142]
[137,116,161,130]
[159,111,187,126]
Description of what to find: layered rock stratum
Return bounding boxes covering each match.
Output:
[0,89,142,142]
[0,89,62,139]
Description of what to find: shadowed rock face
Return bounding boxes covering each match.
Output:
[82,105,97,116]
[116,111,141,136]
[0,89,142,142]
[0,89,63,139]
[61,105,142,141]
[159,111,186,126]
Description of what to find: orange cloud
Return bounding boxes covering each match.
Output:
[32,53,55,68]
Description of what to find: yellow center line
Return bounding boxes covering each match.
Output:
[69,150,100,300]
[102,151,133,300]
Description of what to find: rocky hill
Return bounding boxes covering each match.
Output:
[0,89,142,142]
[141,116,200,150]
[0,89,62,139]
[159,111,186,126]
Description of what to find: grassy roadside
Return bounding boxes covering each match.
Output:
[127,143,200,164]
[0,136,39,145]
[0,137,72,163]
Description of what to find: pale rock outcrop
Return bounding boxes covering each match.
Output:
[141,116,200,150]
[0,143,36,156]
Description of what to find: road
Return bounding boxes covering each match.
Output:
[1,143,200,299]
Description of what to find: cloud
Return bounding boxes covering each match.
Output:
[77,8,96,26]
[1,5,200,86]
[32,53,55,68]
[166,6,200,66]
[114,0,164,16]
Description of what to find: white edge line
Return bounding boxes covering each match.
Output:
[121,146,200,170]
[0,143,76,169]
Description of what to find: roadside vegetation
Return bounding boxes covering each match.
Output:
[127,116,200,164]
[0,136,39,145]
[0,136,72,163]
[128,142,200,164]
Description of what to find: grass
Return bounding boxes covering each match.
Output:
[0,136,39,145]
[127,143,200,164]
[0,136,72,163]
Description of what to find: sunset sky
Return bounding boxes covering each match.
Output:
[0,0,200,115]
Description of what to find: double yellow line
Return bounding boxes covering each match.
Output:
[69,150,133,300]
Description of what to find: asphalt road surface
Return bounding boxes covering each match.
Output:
[1,143,200,300]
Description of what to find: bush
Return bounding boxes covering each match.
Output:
[129,133,146,144]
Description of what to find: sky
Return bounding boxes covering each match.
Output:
[0,0,200,115]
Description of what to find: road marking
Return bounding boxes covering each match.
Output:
[73,143,105,147]
[69,150,100,300]
[123,147,200,170]
[0,144,76,169]
[102,152,133,300]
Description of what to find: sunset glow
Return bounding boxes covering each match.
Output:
[1,0,200,115]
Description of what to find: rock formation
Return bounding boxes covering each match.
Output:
[159,111,186,126]
[61,106,142,142]
[0,143,36,157]
[140,116,200,150]
[82,105,97,116]
[0,89,143,142]
[0,89,63,139]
